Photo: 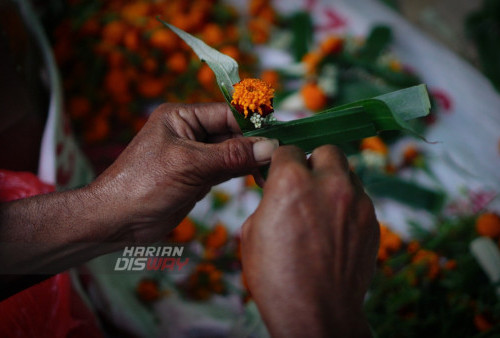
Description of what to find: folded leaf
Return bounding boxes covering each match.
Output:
[157,18,251,130]
[158,19,239,94]
[244,85,431,152]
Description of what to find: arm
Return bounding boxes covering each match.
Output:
[241,145,379,337]
[0,102,278,299]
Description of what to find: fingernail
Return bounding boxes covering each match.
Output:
[253,138,279,163]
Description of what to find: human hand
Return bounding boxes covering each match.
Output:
[241,145,379,337]
[88,103,278,243]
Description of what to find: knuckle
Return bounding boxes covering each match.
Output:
[220,139,252,170]
[276,163,308,185]
[313,144,338,156]
[320,174,352,196]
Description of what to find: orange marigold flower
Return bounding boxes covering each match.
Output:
[412,249,440,279]
[302,51,323,74]
[167,52,189,74]
[474,313,493,332]
[360,136,388,155]
[249,0,267,16]
[245,175,258,189]
[142,57,158,73]
[261,70,281,91]
[170,217,196,243]
[403,144,420,165]
[185,263,225,300]
[407,240,420,254]
[248,18,271,44]
[231,78,275,118]
[385,163,397,174]
[197,63,216,89]
[145,17,162,30]
[205,224,228,249]
[137,76,165,98]
[170,14,197,33]
[220,45,240,62]
[384,232,402,252]
[260,7,277,23]
[378,223,402,261]
[202,23,225,47]
[212,190,231,209]
[136,279,161,302]
[124,29,140,52]
[105,69,129,95]
[107,51,126,68]
[444,259,457,270]
[389,59,403,72]
[150,29,177,51]
[226,25,240,42]
[121,2,151,24]
[102,21,127,45]
[320,35,344,55]
[476,212,500,238]
[301,82,328,112]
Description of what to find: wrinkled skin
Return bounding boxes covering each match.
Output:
[89,102,272,243]
[241,145,379,337]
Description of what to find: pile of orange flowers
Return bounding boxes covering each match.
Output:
[163,215,237,301]
[370,213,500,334]
[247,0,276,45]
[378,223,458,283]
[182,262,226,300]
[52,0,260,147]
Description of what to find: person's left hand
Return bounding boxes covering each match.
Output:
[88,103,278,244]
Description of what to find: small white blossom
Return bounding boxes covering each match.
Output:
[250,113,263,129]
[264,114,277,123]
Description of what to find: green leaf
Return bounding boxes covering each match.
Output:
[158,18,250,131]
[337,52,421,87]
[157,18,240,95]
[244,85,431,153]
[288,11,314,62]
[358,169,445,212]
[358,25,393,61]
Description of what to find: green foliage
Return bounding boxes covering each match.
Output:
[366,217,500,337]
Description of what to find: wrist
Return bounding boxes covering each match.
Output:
[253,287,370,338]
[81,181,135,244]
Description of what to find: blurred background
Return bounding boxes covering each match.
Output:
[2,0,500,336]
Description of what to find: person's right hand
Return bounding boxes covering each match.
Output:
[241,145,379,338]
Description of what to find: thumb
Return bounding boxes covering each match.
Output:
[200,137,279,181]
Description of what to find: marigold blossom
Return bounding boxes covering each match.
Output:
[475,212,500,238]
[360,136,388,155]
[231,78,275,118]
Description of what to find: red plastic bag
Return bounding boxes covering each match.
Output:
[0,170,54,202]
[0,169,103,337]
